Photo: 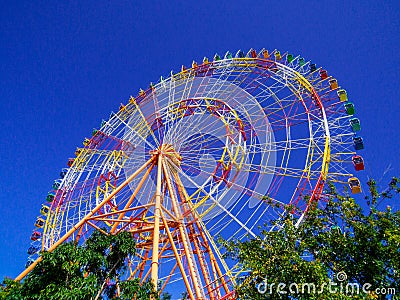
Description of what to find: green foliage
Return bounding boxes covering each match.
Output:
[0,231,158,299]
[160,292,172,300]
[223,178,400,299]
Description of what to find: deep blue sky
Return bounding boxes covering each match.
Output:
[1,1,399,280]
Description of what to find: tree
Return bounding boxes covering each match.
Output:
[0,231,159,299]
[222,178,400,299]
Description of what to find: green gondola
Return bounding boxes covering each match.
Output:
[287,54,294,63]
[52,180,61,190]
[344,102,355,115]
[46,192,55,202]
[224,51,232,59]
[350,118,361,132]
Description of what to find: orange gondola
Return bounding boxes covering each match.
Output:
[34,218,45,228]
[348,177,362,194]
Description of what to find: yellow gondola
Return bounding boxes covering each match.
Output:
[40,205,50,215]
[34,218,45,228]
[348,177,362,194]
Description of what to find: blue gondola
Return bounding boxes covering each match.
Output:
[25,259,34,268]
[235,50,245,58]
[27,246,39,255]
[353,136,364,150]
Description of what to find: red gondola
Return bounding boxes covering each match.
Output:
[320,69,328,79]
[352,155,365,171]
[67,158,74,167]
[30,231,41,241]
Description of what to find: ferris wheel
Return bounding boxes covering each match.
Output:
[20,48,364,299]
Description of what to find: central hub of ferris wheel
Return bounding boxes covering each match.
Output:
[150,144,182,169]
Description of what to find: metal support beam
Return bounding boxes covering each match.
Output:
[150,153,163,286]
[162,160,205,299]
[15,156,155,281]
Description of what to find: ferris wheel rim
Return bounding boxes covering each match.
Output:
[21,49,362,299]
